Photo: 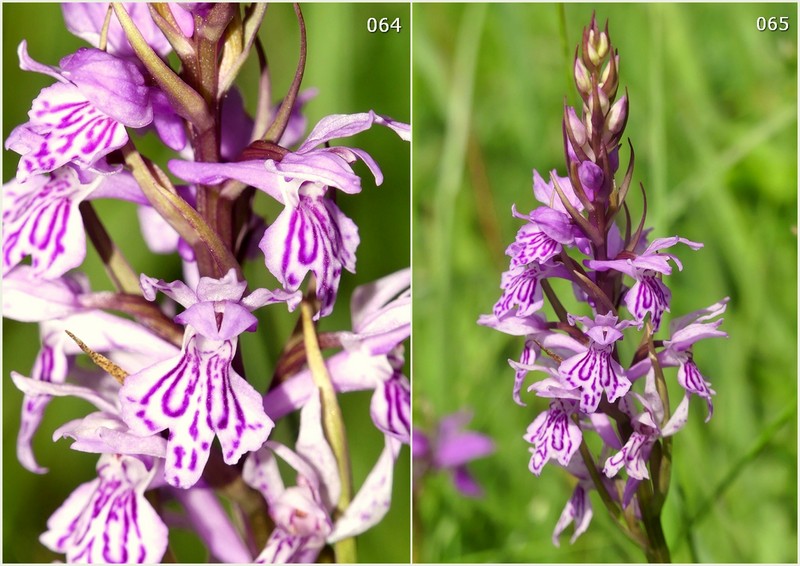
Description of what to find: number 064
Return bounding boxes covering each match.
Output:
[367,17,402,33]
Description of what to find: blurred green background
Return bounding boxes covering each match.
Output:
[3,3,409,563]
[413,3,797,563]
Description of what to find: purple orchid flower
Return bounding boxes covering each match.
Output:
[260,270,410,539]
[532,169,587,214]
[6,42,153,181]
[558,313,637,413]
[493,261,571,319]
[509,332,586,407]
[659,298,729,420]
[39,454,168,563]
[553,484,593,546]
[525,399,582,476]
[120,269,300,488]
[3,168,145,278]
[414,412,495,497]
[603,368,690,507]
[551,457,599,547]
[507,205,582,267]
[62,3,175,60]
[587,236,703,331]
[480,16,728,557]
[4,267,177,473]
[62,2,190,151]
[169,111,409,318]
[625,297,729,421]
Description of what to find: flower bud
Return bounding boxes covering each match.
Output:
[578,161,604,197]
[600,54,619,100]
[609,145,620,173]
[565,106,587,147]
[586,24,609,66]
[606,95,628,136]
[574,56,592,96]
[587,86,610,117]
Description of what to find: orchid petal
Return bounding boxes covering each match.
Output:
[63,3,172,58]
[260,195,358,319]
[39,454,167,563]
[121,334,273,488]
[2,168,98,277]
[7,83,129,181]
[172,487,253,563]
[54,411,168,458]
[298,111,409,152]
[2,267,86,321]
[451,466,484,497]
[296,391,341,510]
[370,374,411,444]
[552,485,593,546]
[59,47,151,127]
[328,437,401,542]
[168,160,285,202]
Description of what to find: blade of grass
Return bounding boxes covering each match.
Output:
[670,400,796,550]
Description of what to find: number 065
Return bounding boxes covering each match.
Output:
[756,16,789,31]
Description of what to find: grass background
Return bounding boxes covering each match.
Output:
[413,3,797,563]
[2,3,410,562]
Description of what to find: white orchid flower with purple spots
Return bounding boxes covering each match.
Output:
[553,484,593,546]
[5,42,153,181]
[551,457,597,547]
[169,112,409,318]
[39,454,168,564]
[120,269,300,488]
[11,372,255,563]
[246,388,405,562]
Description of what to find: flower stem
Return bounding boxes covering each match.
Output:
[300,300,356,563]
[120,142,241,279]
[637,478,672,562]
[79,202,140,294]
